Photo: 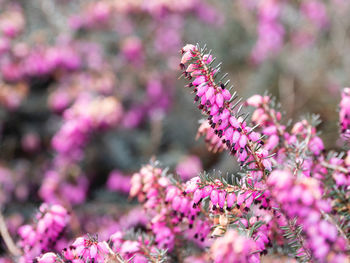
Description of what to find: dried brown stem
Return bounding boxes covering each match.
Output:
[0,211,21,257]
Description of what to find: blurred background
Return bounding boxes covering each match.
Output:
[0,0,350,255]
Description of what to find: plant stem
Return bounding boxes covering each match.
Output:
[0,211,21,257]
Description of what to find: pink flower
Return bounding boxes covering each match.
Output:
[309,136,324,155]
[210,230,258,263]
[176,155,202,180]
[36,252,57,263]
[18,204,69,262]
[340,88,350,138]
[72,236,109,262]
[246,95,263,107]
[107,170,131,194]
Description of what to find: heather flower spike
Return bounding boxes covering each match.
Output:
[181,44,272,178]
[340,88,350,141]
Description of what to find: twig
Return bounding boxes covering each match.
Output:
[103,241,127,263]
[0,211,22,257]
[321,161,350,174]
[321,210,349,245]
[287,219,313,262]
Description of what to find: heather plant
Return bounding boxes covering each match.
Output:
[0,1,350,263]
[0,0,219,211]
[1,43,348,263]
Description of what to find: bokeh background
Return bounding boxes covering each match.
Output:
[1,0,350,256]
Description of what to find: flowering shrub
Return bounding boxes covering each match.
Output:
[0,42,348,262]
[0,1,350,263]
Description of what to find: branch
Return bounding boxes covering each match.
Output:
[321,161,350,174]
[321,210,349,246]
[0,211,21,257]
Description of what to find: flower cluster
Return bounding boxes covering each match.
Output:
[106,170,131,194]
[196,120,227,153]
[130,164,211,250]
[39,168,89,205]
[36,230,168,263]
[245,94,283,152]
[69,0,219,30]
[52,94,122,161]
[340,87,350,139]
[250,0,284,64]
[185,176,263,214]
[35,235,114,263]
[1,40,81,83]
[185,175,271,253]
[130,160,272,258]
[18,204,69,262]
[238,0,330,63]
[268,170,348,262]
[246,93,350,210]
[181,44,272,177]
[210,229,259,263]
[246,94,325,164]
